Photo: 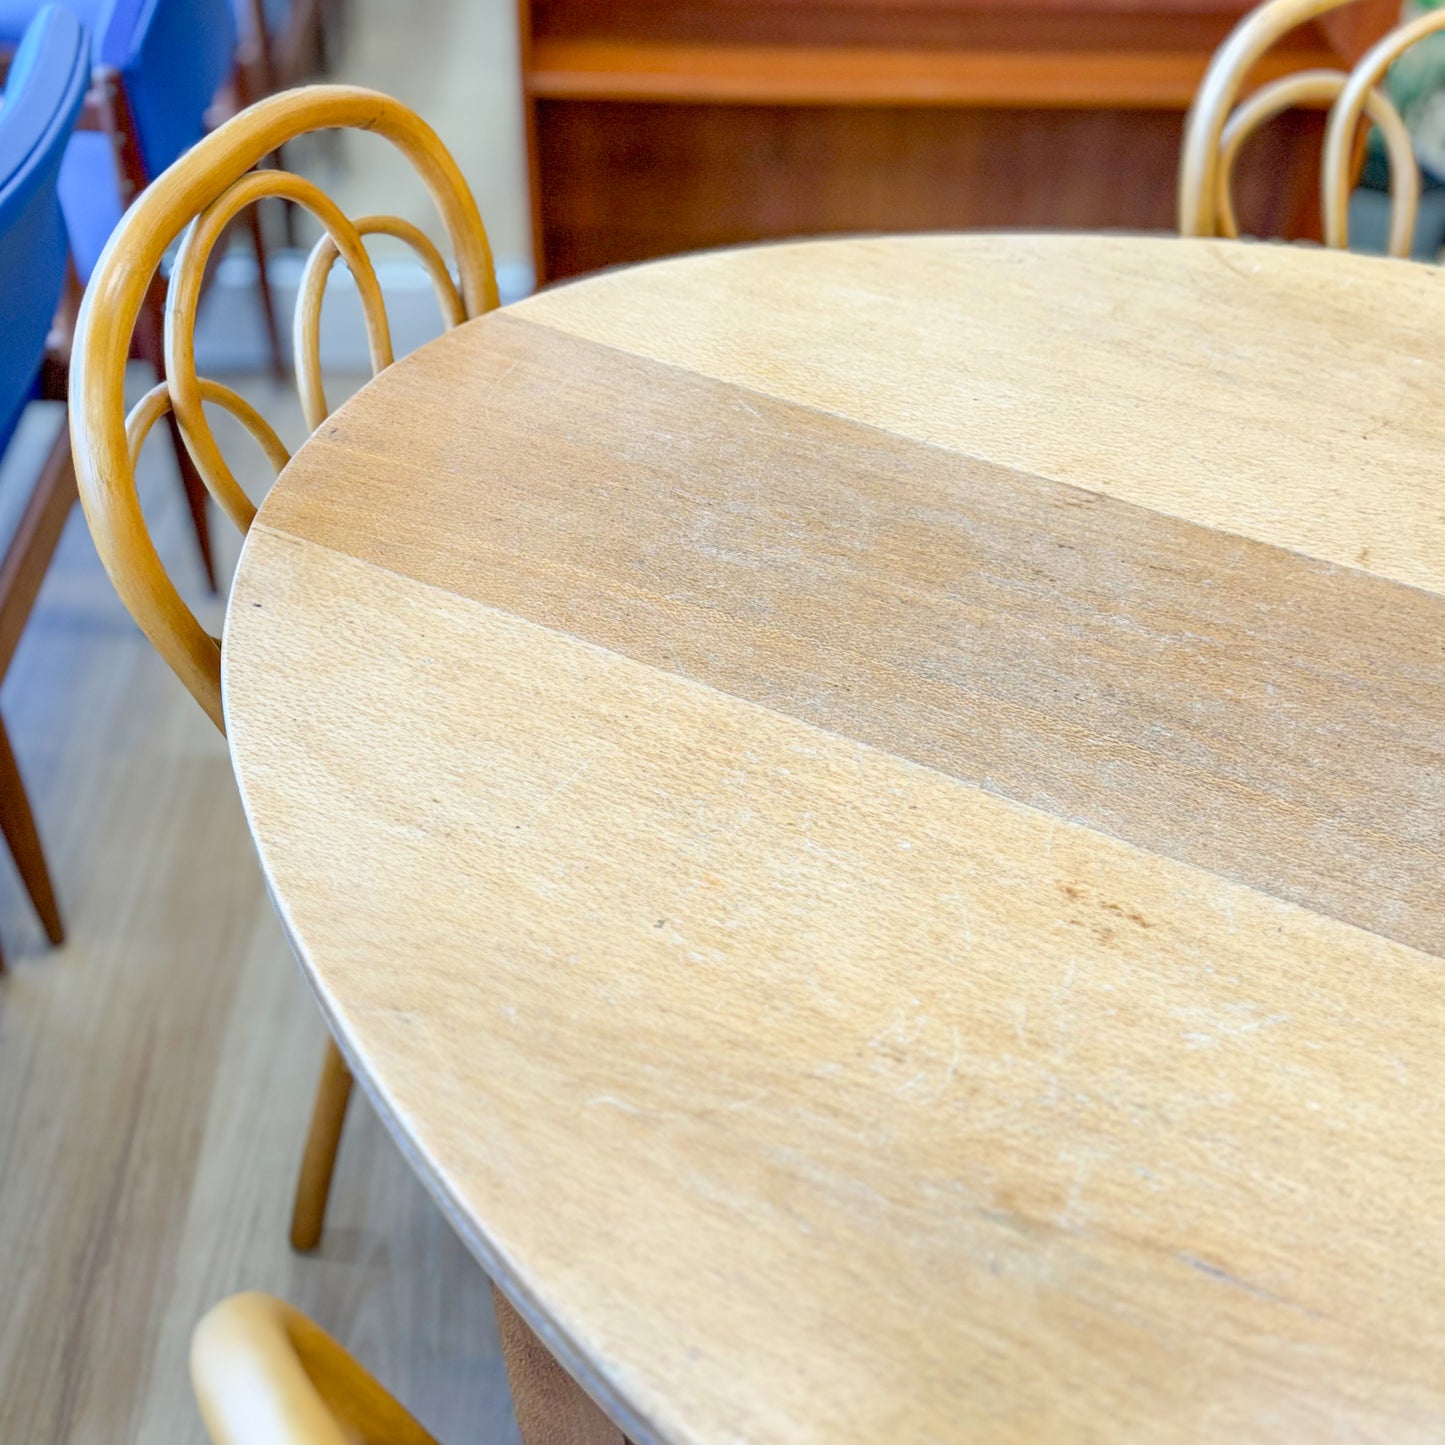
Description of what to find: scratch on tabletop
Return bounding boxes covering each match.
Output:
[515,759,594,835]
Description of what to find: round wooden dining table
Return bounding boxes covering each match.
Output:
[225,234,1445,1444]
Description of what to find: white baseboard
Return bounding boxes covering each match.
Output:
[191,249,536,374]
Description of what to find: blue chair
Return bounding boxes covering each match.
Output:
[0,3,89,963]
[1,0,285,588]
[57,0,240,279]
[0,0,100,48]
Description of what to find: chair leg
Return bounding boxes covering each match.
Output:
[272,143,301,248]
[135,288,218,592]
[244,204,287,380]
[0,710,62,951]
[289,1036,353,1252]
[162,409,218,593]
[230,61,291,373]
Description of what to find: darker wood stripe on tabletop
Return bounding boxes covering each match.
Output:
[260,312,1445,956]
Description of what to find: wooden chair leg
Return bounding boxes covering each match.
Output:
[134,287,217,591]
[162,408,218,593]
[229,60,289,376]
[244,203,287,380]
[273,143,300,248]
[0,710,62,950]
[289,1035,353,1252]
[492,1288,625,1445]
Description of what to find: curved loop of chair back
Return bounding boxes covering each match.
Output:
[0,4,89,452]
[1180,0,1361,237]
[1323,7,1445,248]
[1180,0,1435,254]
[69,86,499,733]
[190,1293,440,1445]
[1214,68,1417,253]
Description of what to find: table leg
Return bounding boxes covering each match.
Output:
[492,1286,626,1445]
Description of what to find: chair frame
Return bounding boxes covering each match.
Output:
[1180,0,1445,257]
[74,83,623,1445]
[0,349,72,968]
[191,1292,440,1445]
[72,84,494,728]
[70,83,495,1251]
[1321,7,1445,248]
[0,6,92,967]
[0,30,287,590]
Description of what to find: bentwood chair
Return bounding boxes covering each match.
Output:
[191,1293,440,1445]
[1181,0,1445,256]
[73,0,290,588]
[68,86,498,1250]
[192,1291,621,1445]
[193,1300,439,1445]
[0,5,89,964]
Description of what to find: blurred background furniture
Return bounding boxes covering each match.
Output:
[68,84,496,1256]
[190,1293,439,1445]
[74,0,261,589]
[0,0,288,589]
[233,0,340,249]
[235,0,335,98]
[1182,0,1445,254]
[518,0,1401,281]
[0,5,88,966]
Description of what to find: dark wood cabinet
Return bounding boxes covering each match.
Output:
[519,0,1398,282]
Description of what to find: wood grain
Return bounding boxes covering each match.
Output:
[512,234,1445,596]
[226,532,1445,1445]
[264,310,1445,956]
[224,236,1445,1442]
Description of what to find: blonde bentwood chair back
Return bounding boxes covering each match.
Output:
[70,85,499,733]
[1180,0,1445,257]
[191,1293,441,1445]
[1320,7,1445,247]
[68,86,498,1257]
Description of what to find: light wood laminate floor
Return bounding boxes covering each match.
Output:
[0,382,521,1445]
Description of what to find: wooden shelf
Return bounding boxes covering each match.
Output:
[520,0,1398,280]
[526,37,1338,109]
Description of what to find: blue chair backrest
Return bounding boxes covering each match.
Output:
[0,5,88,454]
[0,0,103,48]
[98,0,237,178]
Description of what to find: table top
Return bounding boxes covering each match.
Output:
[225,234,1445,1444]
